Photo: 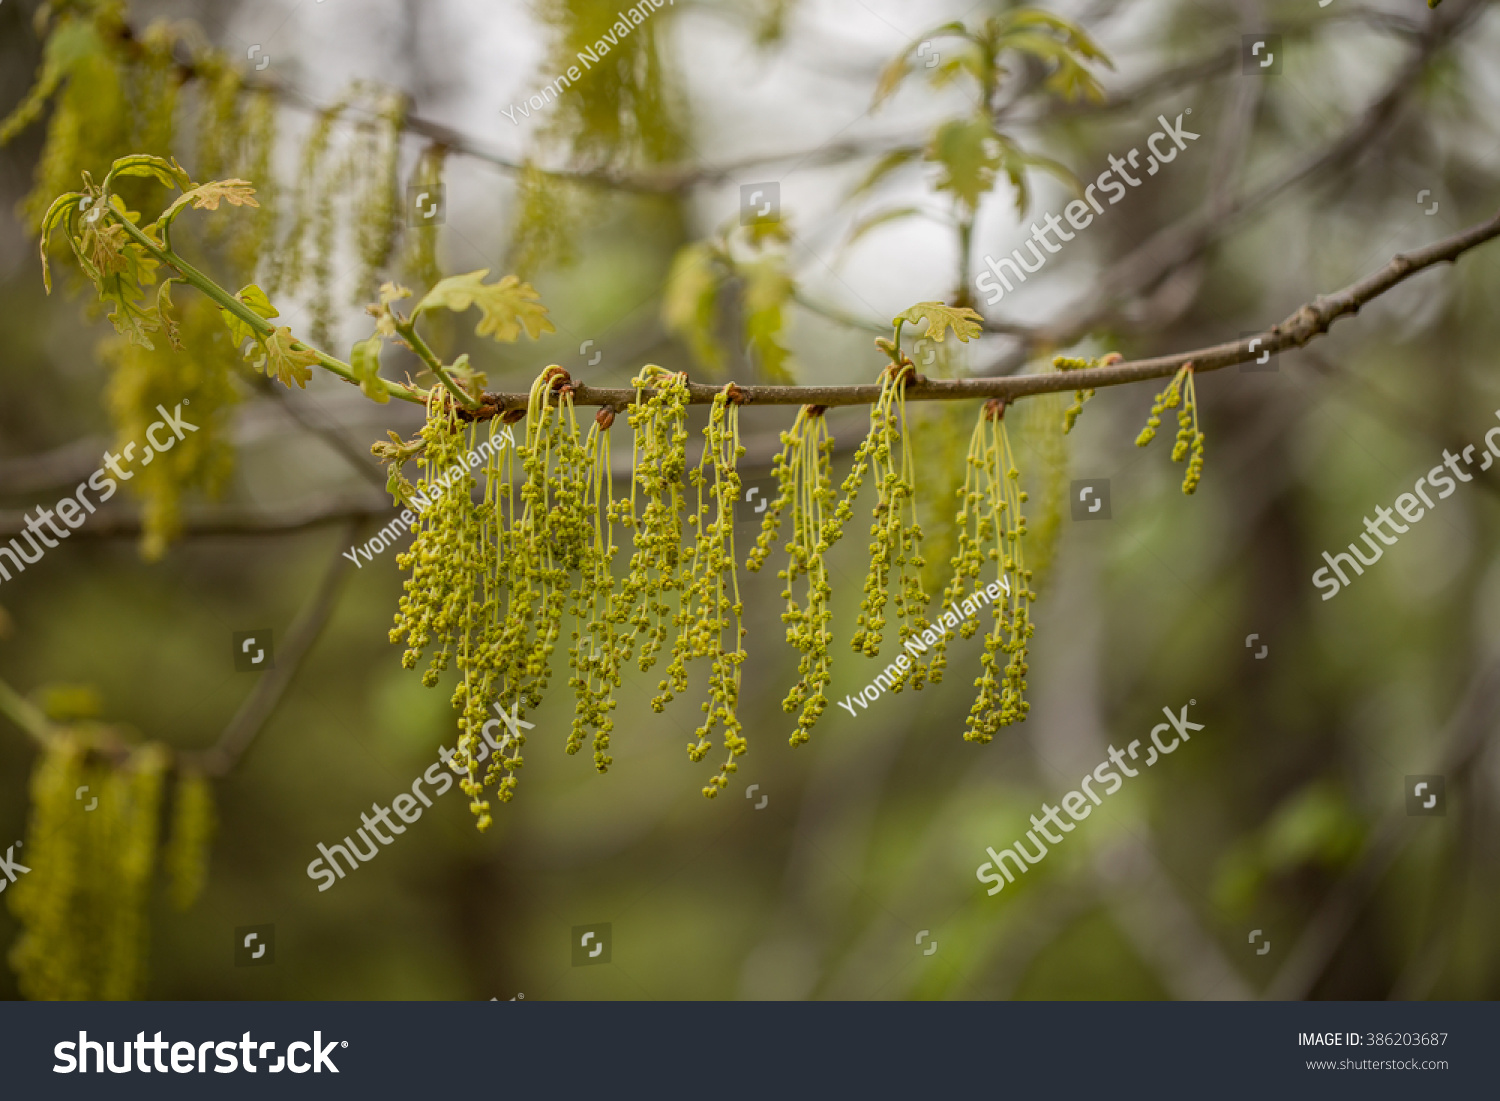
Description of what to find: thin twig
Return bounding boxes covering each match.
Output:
[457,208,1500,415]
[0,675,53,749]
[974,1,1481,364]
[184,523,363,778]
[0,495,391,539]
[1264,655,1500,1000]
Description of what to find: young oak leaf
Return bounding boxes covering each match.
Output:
[872,21,967,107]
[249,326,319,389]
[414,270,555,343]
[444,352,486,394]
[662,242,725,372]
[926,116,1003,212]
[220,284,279,347]
[366,282,413,339]
[103,153,194,194]
[181,180,259,211]
[37,192,84,293]
[157,279,184,352]
[371,430,423,507]
[156,180,259,235]
[350,333,390,403]
[742,256,797,383]
[105,290,161,350]
[897,301,984,344]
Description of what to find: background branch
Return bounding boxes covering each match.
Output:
[458,209,1500,413]
[183,523,363,778]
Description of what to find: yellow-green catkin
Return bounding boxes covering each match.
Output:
[535,0,686,168]
[388,368,602,825]
[8,737,169,1001]
[569,408,627,770]
[1010,392,1069,593]
[759,405,837,746]
[353,89,407,304]
[165,771,215,911]
[506,160,583,279]
[913,398,971,600]
[269,89,352,300]
[1053,352,1117,433]
[400,143,448,294]
[851,363,933,685]
[232,90,279,280]
[101,294,240,561]
[389,391,490,821]
[1135,362,1206,494]
[959,401,1036,743]
[6,4,134,231]
[618,366,690,679]
[677,389,748,795]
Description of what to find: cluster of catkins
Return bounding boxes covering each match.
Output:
[389,346,1061,821]
[9,737,212,1000]
[1135,362,1206,493]
[387,367,752,825]
[958,401,1036,742]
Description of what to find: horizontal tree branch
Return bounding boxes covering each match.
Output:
[467,207,1500,415]
[0,495,391,540]
[972,0,1481,367]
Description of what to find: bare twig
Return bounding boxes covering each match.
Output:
[0,495,391,540]
[974,1,1482,364]
[0,675,53,749]
[1264,656,1500,1000]
[449,208,1500,414]
[184,524,363,778]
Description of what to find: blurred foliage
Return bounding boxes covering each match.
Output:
[0,0,1497,1005]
